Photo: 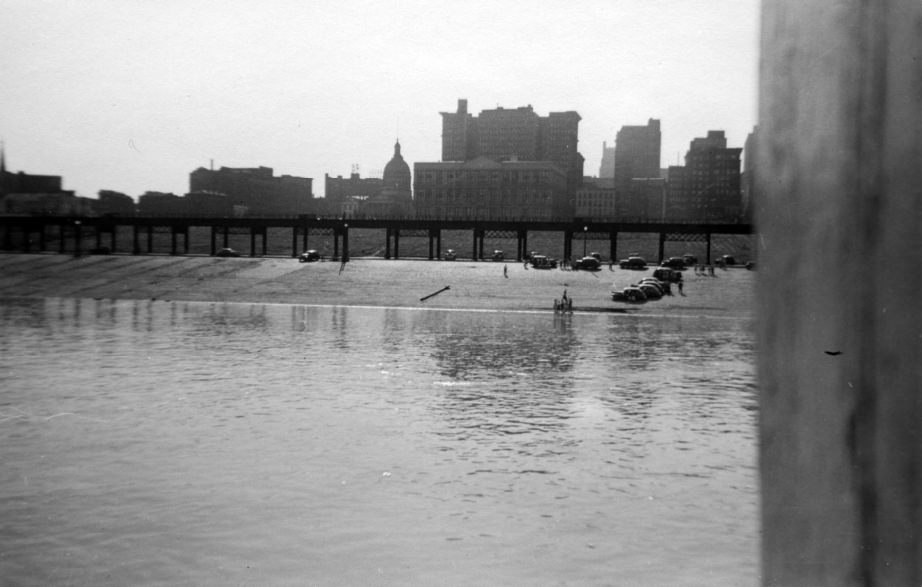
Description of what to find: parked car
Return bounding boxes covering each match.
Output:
[443,249,457,261]
[612,285,648,303]
[529,254,557,269]
[573,256,601,271]
[721,254,736,265]
[619,256,647,270]
[298,249,321,262]
[661,256,686,269]
[491,250,504,261]
[682,254,698,266]
[589,251,602,261]
[215,247,241,257]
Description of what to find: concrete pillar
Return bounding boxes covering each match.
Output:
[73,221,82,257]
[757,1,922,585]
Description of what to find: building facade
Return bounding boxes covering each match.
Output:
[574,179,616,220]
[614,119,662,190]
[324,168,383,204]
[414,158,568,220]
[361,141,413,218]
[96,190,136,216]
[599,141,615,178]
[742,126,758,222]
[0,147,89,215]
[439,99,584,194]
[665,131,743,222]
[189,166,313,216]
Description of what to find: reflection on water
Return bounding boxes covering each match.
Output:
[0,297,758,586]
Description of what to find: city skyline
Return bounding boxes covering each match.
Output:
[1,0,760,200]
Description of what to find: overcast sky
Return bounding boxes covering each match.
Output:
[1,0,760,199]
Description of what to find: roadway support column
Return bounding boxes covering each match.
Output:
[250,228,257,257]
[385,228,392,259]
[477,230,485,260]
[261,228,267,256]
[518,230,528,261]
[394,229,400,259]
[171,228,178,256]
[59,224,66,254]
[341,226,349,262]
[705,233,712,264]
[74,221,82,257]
[471,229,478,260]
[291,227,298,257]
[148,226,154,253]
[610,231,618,263]
[658,232,666,262]
[223,226,229,249]
[110,226,117,253]
[133,224,141,254]
[428,230,434,260]
[210,226,217,256]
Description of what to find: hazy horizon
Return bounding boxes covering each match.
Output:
[1,0,760,199]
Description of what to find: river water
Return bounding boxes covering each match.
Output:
[0,297,758,586]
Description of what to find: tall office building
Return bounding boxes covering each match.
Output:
[614,119,662,188]
[599,141,615,178]
[665,130,742,222]
[439,99,584,193]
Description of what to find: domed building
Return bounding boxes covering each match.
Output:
[362,141,413,218]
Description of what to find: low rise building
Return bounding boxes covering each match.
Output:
[414,158,568,220]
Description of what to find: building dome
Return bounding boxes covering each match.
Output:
[382,140,411,193]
